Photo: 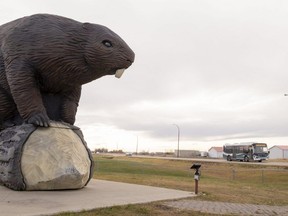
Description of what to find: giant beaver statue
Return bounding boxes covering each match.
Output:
[0,14,135,128]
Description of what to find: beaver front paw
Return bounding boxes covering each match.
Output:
[27,112,50,127]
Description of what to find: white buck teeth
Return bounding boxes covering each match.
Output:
[115,68,125,78]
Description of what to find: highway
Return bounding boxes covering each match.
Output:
[136,155,288,166]
[100,153,288,167]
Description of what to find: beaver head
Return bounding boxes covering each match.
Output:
[81,22,135,81]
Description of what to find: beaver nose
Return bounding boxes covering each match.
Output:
[128,50,135,63]
[127,59,133,65]
[125,53,135,68]
[125,59,134,69]
[123,48,135,68]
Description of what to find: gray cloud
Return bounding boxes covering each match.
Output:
[2,0,288,150]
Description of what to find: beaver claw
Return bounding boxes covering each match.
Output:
[27,113,50,127]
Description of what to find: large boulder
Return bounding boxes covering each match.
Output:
[0,122,94,191]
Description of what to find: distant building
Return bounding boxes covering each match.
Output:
[269,145,288,159]
[200,151,208,157]
[208,147,223,158]
[174,150,200,158]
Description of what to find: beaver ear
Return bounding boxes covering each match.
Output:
[82,22,92,30]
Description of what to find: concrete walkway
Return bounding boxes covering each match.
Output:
[165,199,288,216]
[0,179,194,216]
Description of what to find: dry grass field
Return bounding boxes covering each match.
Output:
[93,155,288,205]
[57,155,288,216]
[57,203,236,216]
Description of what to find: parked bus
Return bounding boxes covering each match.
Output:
[223,143,269,162]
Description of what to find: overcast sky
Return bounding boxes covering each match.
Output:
[2,0,288,152]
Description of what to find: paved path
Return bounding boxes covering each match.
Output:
[0,179,194,216]
[164,200,288,216]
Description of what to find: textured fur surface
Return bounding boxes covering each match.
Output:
[0,14,135,128]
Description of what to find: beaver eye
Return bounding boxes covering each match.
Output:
[102,40,112,48]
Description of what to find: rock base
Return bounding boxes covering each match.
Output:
[0,122,94,191]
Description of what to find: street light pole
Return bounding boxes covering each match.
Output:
[173,124,180,158]
[136,136,138,155]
